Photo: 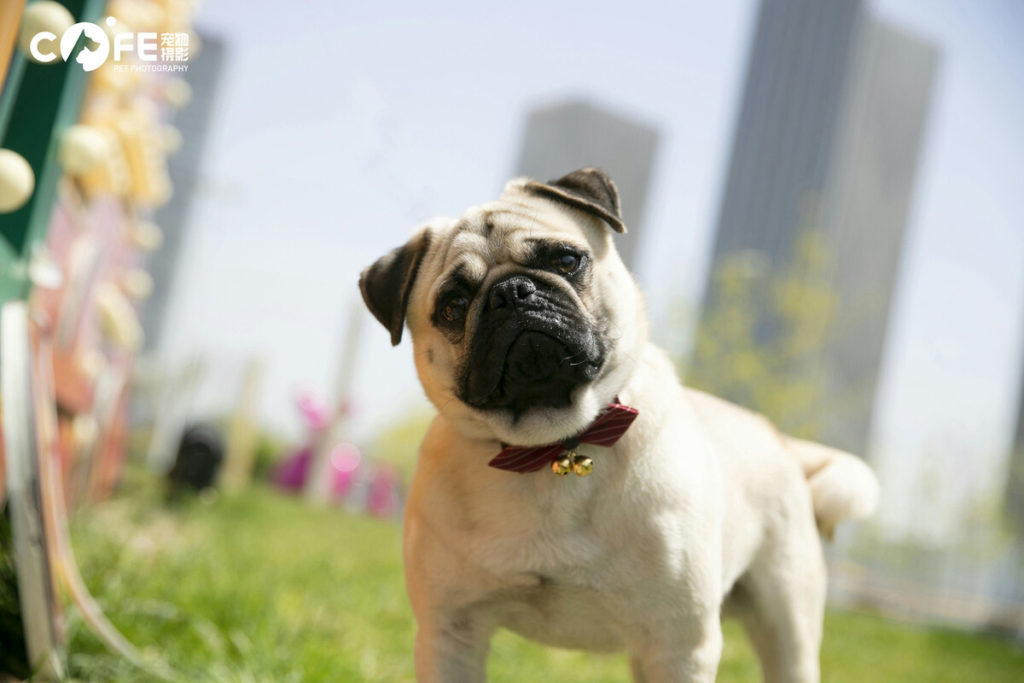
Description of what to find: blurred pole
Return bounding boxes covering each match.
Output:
[220,357,265,493]
[144,356,204,474]
[80,360,127,503]
[305,301,363,504]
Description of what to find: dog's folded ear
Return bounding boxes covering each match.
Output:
[523,168,626,233]
[359,230,431,346]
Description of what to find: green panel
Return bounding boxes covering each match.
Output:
[0,52,78,256]
[0,0,105,306]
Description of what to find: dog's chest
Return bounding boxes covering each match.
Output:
[464,470,620,577]
[452,470,674,649]
[494,577,630,652]
[411,433,702,650]
[469,498,636,650]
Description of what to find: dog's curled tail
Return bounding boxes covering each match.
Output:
[784,437,879,538]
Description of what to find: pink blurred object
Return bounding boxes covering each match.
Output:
[273,442,363,497]
[330,443,361,497]
[368,464,401,518]
[296,392,330,432]
[273,447,311,491]
[271,392,392,510]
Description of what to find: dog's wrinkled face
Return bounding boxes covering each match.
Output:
[456,239,605,416]
[360,168,647,446]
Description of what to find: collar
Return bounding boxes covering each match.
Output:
[487,398,639,476]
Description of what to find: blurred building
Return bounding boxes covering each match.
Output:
[142,33,227,350]
[1007,386,1024,527]
[695,0,939,455]
[515,100,659,271]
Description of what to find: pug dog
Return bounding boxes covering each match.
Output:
[359,168,878,683]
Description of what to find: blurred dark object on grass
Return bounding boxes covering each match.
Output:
[166,424,224,496]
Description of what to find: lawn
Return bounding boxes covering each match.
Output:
[65,477,1024,681]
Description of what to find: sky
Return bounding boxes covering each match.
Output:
[157,0,1024,540]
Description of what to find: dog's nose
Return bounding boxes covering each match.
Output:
[488,275,537,311]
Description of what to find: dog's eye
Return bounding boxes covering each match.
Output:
[441,295,469,323]
[552,252,580,275]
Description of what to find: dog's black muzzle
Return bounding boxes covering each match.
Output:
[461,273,604,416]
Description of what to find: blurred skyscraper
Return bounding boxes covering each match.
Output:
[695,0,939,455]
[515,100,659,271]
[1006,385,1024,527]
[142,34,226,350]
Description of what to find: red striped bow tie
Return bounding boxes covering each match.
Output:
[488,399,639,474]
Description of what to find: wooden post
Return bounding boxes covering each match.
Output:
[220,357,265,493]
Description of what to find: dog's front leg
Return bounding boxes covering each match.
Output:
[405,502,497,682]
[413,611,493,683]
[628,612,723,683]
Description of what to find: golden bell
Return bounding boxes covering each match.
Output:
[551,455,573,476]
[572,456,594,477]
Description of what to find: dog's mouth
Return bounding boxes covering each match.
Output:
[462,321,604,417]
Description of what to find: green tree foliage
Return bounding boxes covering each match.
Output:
[686,230,838,440]
[368,408,435,483]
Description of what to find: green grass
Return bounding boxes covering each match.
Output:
[65,478,1024,681]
